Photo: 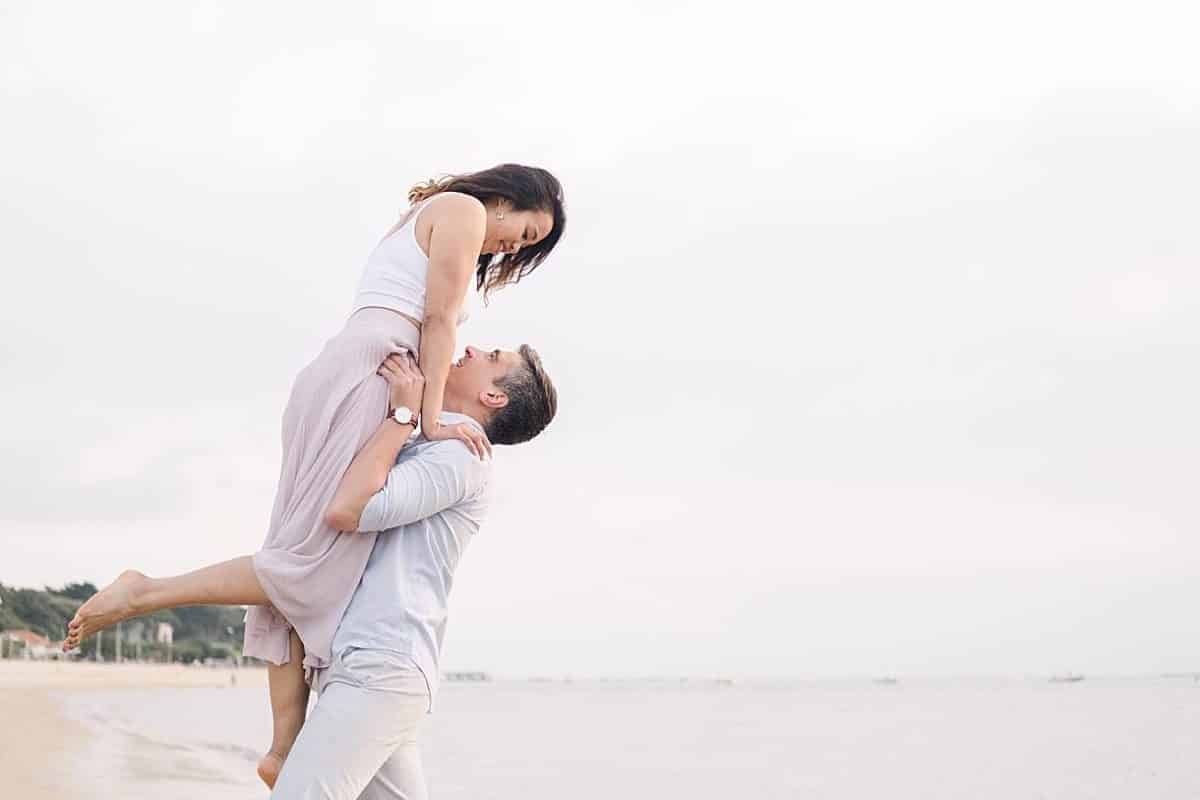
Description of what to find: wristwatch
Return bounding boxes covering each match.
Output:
[389,406,418,428]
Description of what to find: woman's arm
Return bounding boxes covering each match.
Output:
[418,193,492,458]
[325,353,423,531]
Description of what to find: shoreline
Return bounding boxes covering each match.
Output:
[0,659,269,690]
[0,661,268,800]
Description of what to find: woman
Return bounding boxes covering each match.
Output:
[63,163,565,787]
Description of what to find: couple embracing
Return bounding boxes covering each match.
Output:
[65,164,566,798]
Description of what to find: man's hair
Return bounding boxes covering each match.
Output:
[485,345,558,445]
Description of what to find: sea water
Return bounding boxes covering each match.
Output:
[60,676,1200,799]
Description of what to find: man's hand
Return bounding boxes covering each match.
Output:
[325,352,425,531]
[378,351,425,416]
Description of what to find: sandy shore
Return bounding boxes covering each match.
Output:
[0,660,267,799]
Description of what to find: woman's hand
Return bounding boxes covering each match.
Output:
[424,419,492,461]
[377,351,425,415]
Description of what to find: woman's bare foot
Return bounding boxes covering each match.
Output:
[257,751,286,789]
[62,570,150,650]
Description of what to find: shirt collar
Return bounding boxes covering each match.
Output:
[435,411,485,434]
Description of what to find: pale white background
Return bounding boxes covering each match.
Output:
[2,1,1197,678]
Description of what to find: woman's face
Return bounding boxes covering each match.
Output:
[482,204,554,257]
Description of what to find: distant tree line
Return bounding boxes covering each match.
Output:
[0,581,246,663]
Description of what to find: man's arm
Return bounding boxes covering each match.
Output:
[325,352,423,532]
[354,445,487,532]
[324,416,416,531]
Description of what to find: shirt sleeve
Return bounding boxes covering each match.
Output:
[356,443,489,532]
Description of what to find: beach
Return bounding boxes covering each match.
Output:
[0,660,267,799]
[3,662,1200,798]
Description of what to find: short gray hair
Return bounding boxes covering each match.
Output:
[485,345,558,445]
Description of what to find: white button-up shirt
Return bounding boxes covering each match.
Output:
[330,412,493,708]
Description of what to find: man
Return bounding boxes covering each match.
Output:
[270,343,557,799]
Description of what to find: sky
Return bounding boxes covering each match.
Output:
[1,0,1198,678]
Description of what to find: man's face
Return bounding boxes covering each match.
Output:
[446,345,522,403]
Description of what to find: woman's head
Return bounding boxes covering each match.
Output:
[408,164,566,296]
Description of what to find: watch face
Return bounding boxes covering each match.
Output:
[394,406,414,423]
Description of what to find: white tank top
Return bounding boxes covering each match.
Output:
[352,196,472,326]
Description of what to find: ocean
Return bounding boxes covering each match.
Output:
[60,676,1200,799]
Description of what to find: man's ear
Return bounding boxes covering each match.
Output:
[479,389,509,411]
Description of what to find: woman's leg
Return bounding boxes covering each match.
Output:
[65,557,312,788]
[63,556,269,649]
[257,629,310,789]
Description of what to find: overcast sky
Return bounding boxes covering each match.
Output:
[2,1,1197,678]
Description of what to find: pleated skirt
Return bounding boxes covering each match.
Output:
[243,308,420,671]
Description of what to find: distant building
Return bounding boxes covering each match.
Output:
[155,622,174,645]
[1,629,60,659]
[125,620,146,643]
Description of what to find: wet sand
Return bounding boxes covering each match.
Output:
[0,660,266,799]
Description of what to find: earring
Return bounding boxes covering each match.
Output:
[496,210,505,221]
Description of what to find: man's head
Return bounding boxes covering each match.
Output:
[443,344,557,445]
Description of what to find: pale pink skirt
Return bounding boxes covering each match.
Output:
[243,308,420,671]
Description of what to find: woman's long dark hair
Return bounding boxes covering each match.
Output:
[408,164,566,297]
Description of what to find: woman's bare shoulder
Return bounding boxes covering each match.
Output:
[412,192,486,256]
[423,191,486,221]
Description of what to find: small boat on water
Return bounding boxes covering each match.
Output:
[1049,673,1085,683]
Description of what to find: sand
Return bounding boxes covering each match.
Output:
[0,660,267,799]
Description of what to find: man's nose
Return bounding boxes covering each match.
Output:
[465,346,476,359]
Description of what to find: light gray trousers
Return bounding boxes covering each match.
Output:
[271,648,431,800]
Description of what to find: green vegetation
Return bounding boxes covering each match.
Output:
[0,581,245,663]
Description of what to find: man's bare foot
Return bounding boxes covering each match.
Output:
[257,751,285,789]
[62,570,150,650]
